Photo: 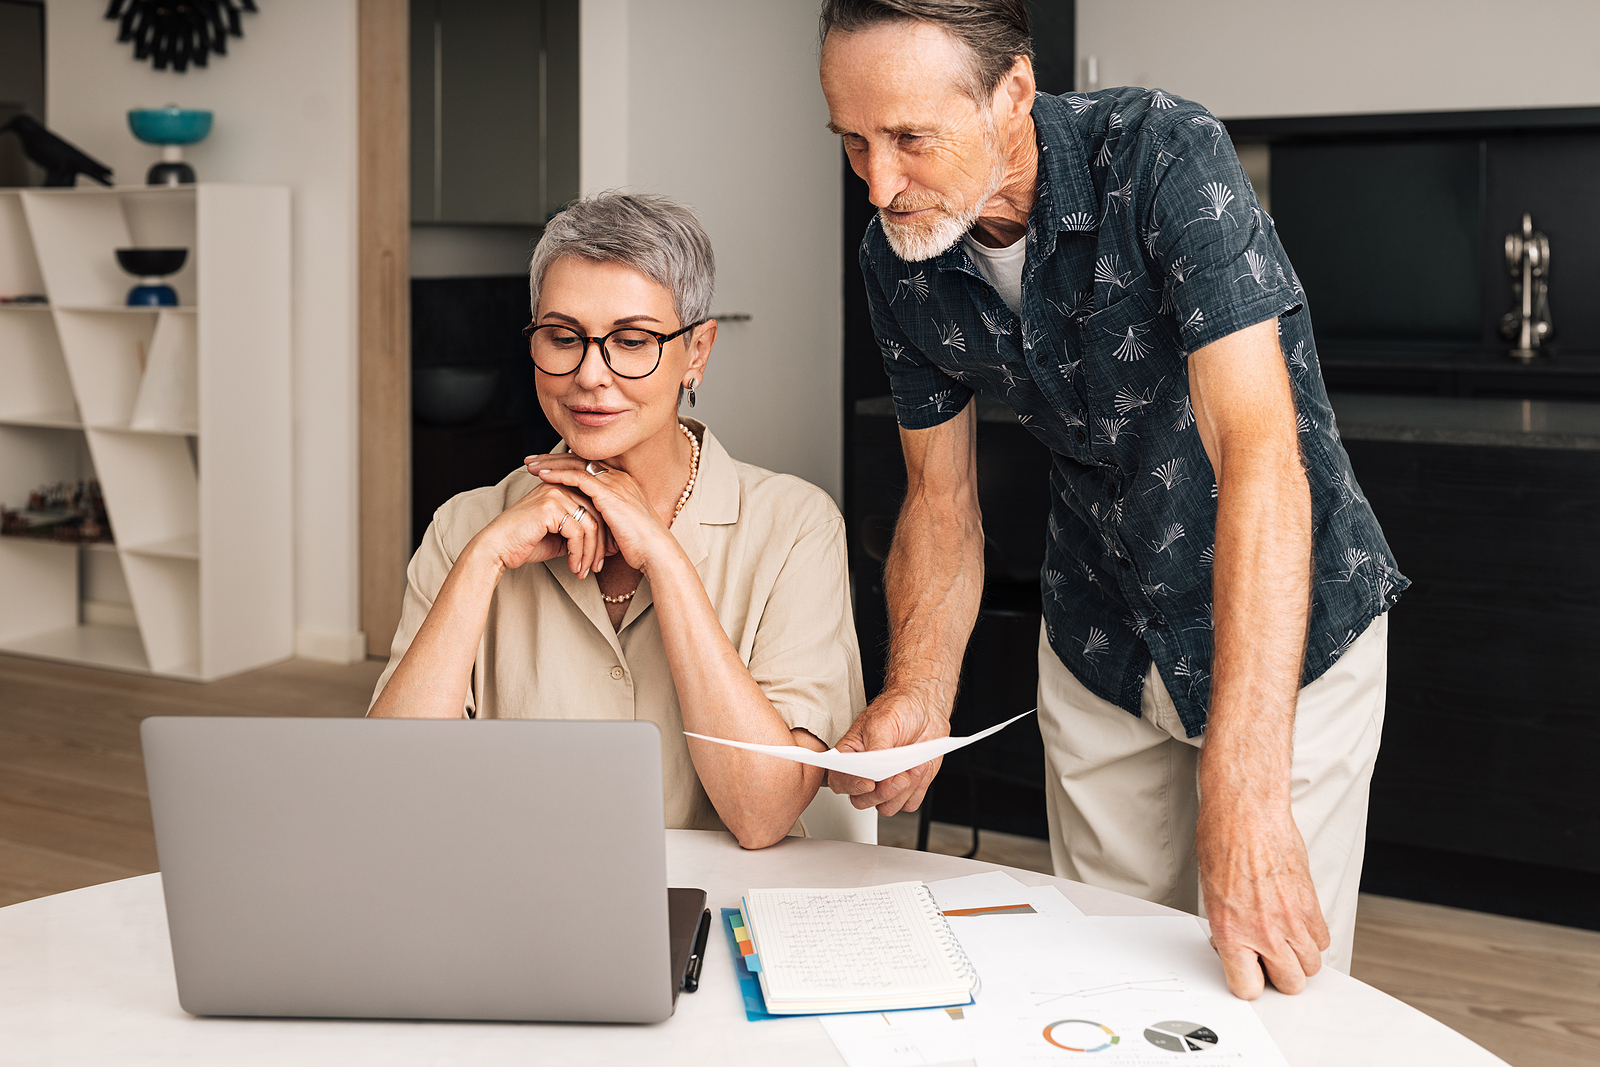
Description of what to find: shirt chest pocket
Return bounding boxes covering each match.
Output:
[1076,288,1183,462]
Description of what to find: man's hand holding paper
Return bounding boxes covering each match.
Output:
[685,709,1035,796]
[829,691,950,815]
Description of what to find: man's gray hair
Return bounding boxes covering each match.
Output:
[818,0,1033,103]
[529,192,716,328]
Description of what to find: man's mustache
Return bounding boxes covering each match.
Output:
[883,195,947,217]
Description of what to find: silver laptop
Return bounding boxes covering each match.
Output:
[141,717,705,1023]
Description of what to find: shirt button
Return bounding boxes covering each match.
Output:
[1105,484,1116,498]
[1035,353,1047,366]
[1118,558,1133,571]
[609,666,625,681]
[1075,429,1087,443]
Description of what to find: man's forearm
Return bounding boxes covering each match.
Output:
[827,406,985,812]
[1198,439,1311,805]
[880,433,985,720]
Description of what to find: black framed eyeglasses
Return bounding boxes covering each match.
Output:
[522,320,707,379]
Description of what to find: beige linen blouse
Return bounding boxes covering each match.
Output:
[371,419,865,833]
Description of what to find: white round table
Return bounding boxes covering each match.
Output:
[0,830,1504,1066]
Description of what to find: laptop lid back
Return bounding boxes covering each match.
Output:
[142,717,673,1023]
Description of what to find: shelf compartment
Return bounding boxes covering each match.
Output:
[130,310,198,434]
[0,192,45,298]
[84,429,197,550]
[0,306,77,423]
[81,544,136,628]
[19,192,134,308]
[120,552,199,676]
[0,424,95,512]
[123,189,198,306]
[0,537,78,645]
[19,189,201,309]
[54,309,158,428]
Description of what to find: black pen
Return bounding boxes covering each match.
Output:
[683,908,712,993]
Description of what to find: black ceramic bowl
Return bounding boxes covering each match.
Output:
[115,248,188,278]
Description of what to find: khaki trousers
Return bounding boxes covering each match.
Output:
[1037,613,1387,973]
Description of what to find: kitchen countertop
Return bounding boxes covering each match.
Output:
[856,393,1600,450]
[1329,392,1600,450]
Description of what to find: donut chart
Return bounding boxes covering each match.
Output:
[1042,1019,1120,1052]
[1143,1019,1220,1053]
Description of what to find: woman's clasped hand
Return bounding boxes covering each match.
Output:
[472,460,613,580]
[523,453,683,580]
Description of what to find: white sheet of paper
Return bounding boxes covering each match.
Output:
[923,871,1033,912]
[969,916,1291,1066]
[924,872,1086,920]
[684,710,1036,782]
[819,1005,974,1067]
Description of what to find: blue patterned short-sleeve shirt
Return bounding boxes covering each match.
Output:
[863,87,1407,737]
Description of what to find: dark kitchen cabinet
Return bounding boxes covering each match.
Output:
[410,0,579,225]
[1341,426,1600,929]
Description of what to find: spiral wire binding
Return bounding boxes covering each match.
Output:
[916,884,983,996]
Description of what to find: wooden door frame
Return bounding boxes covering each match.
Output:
[358,0,411,659]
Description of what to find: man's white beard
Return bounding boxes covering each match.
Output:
[880,138,1009,263]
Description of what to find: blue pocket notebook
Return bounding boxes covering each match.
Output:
[722,908,784,1022]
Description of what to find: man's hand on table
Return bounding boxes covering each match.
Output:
[827,691,951,816]
[1197,796,1330,1000]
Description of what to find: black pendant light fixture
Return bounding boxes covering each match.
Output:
[104,1,260,73]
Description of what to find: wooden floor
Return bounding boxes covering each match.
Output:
[0,652,385,906]
[3,651,1597,1066]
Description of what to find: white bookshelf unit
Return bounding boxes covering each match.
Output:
[0,184,290,680]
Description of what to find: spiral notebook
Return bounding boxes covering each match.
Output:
[738,881,980,1014]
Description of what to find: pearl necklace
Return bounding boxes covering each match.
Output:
[601,422,700,605]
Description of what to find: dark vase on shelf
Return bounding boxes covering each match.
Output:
[115,247,187,307]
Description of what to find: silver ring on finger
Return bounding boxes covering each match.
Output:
[556,514,571,535]
[585,461,609,476]
[571,505,587,525]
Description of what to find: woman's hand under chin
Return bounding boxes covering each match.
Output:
[526,455,684,577]
[468,473,611,579]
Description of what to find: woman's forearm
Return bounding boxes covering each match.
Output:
[368,541,504,718]
[647,550,825,848]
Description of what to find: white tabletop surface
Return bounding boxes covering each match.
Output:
[0,829,1505,1066]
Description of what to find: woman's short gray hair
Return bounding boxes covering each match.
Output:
[528,192,716,328]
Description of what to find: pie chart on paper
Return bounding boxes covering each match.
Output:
[1143,1020,1220,1053]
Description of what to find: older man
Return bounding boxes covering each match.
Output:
[818,0,1406,1000]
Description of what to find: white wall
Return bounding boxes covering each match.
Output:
[45,0,364,663]
[1078,0,1600,118]
[579,0,843,502]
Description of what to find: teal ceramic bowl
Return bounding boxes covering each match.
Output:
[127,107,213,146]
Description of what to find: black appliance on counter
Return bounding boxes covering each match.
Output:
[411,275,559,550]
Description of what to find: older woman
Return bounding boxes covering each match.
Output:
[369,193,863,848]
